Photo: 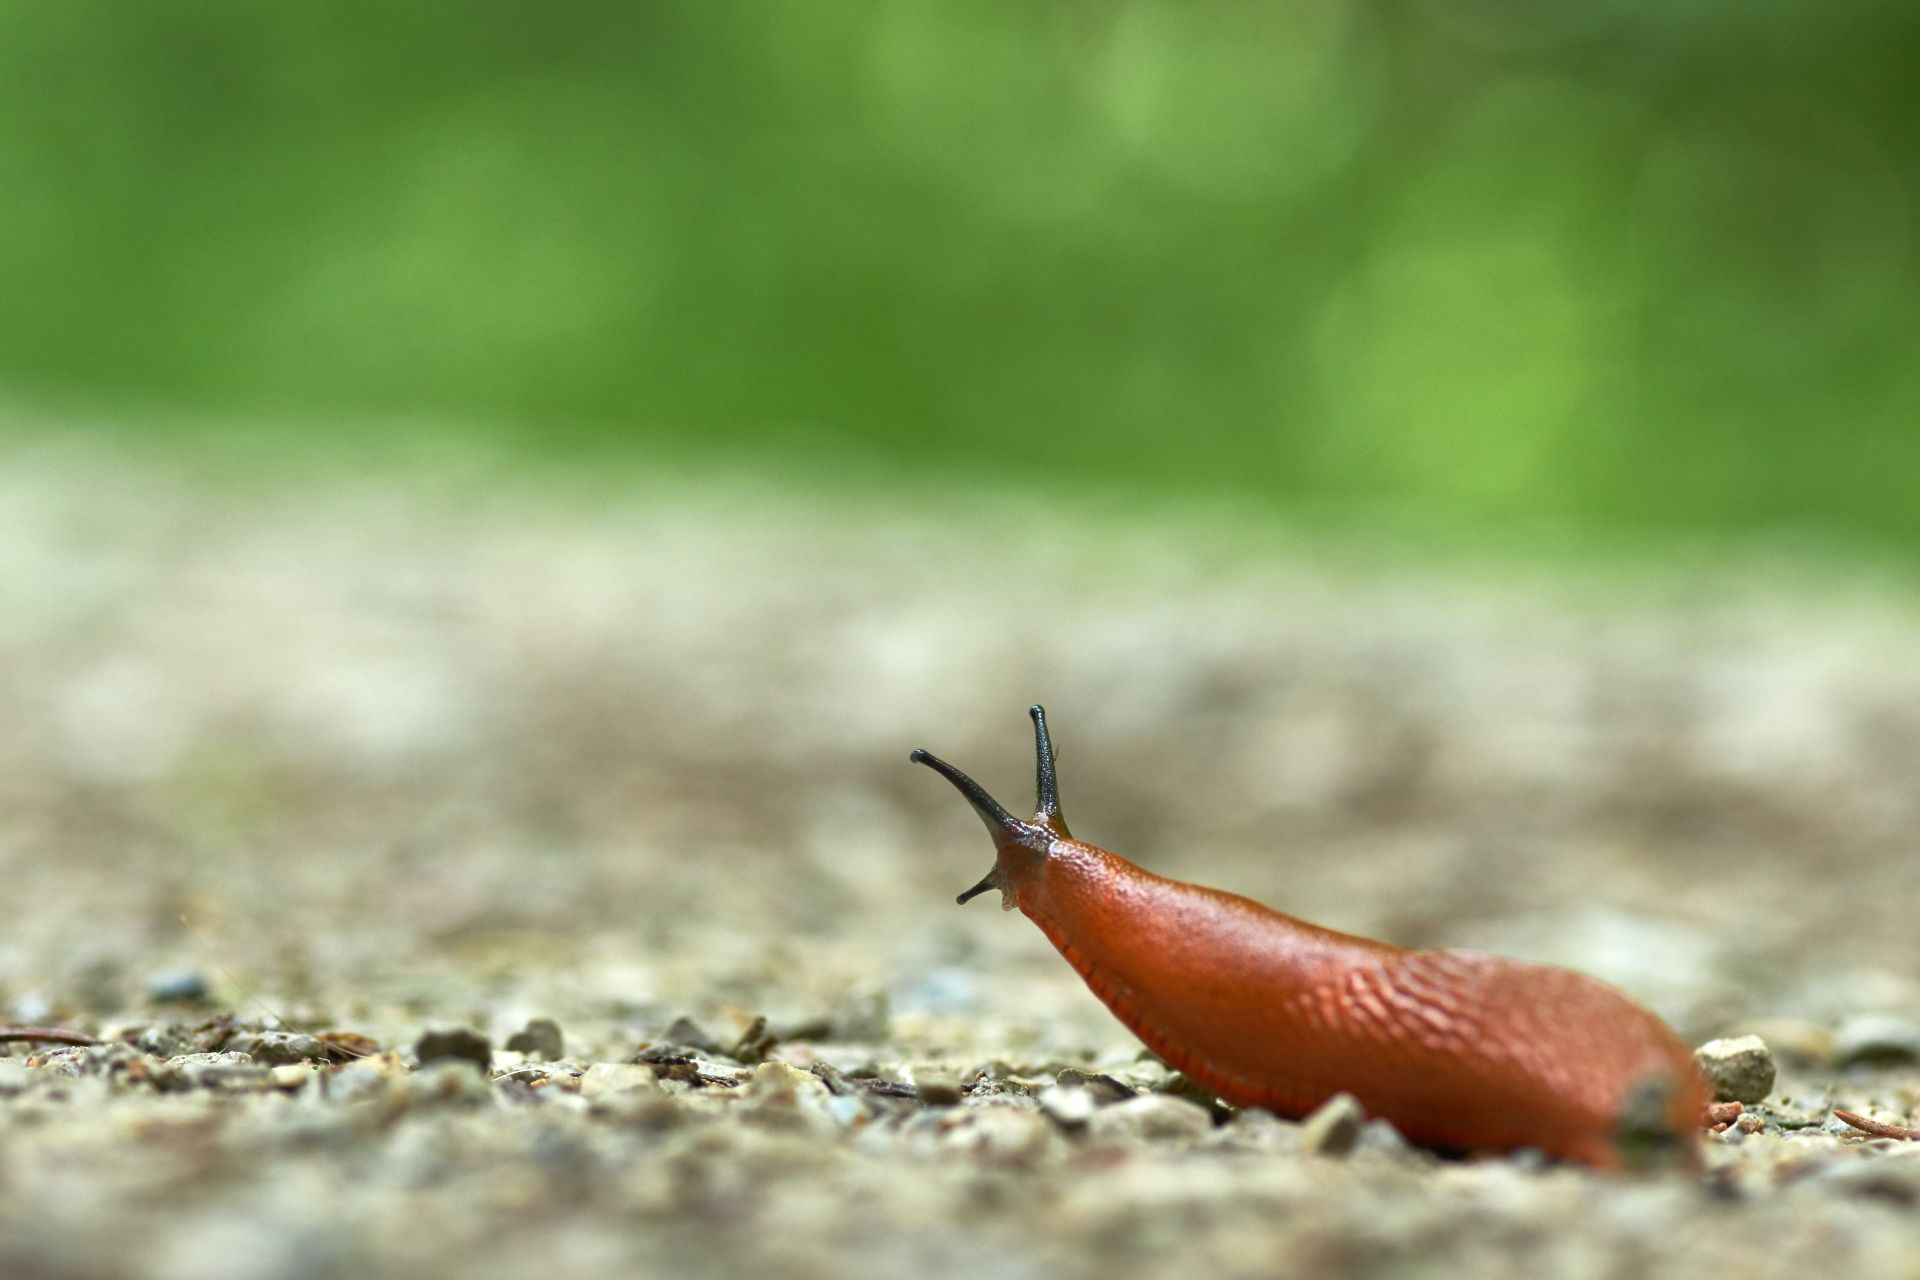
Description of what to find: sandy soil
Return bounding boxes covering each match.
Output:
[2,439,1917,1280]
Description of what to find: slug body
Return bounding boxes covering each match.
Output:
[913,708,1706,1169]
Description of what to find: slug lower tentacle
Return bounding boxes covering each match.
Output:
[911,706,1708,1170]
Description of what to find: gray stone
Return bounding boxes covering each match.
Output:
[132,1024,185,1057]
[1039,1082,1101,1129]
[931,1105,1059,1165]
[581,1062,665,1099]
[912,1072,963,1106]
[392,1059,494,1108]
[1208,1108,1304,1153]
[662,1016,724,1055]
[1055,1067,1133,1104]
[1356,1117,1418,1159]
[268,1064,313,1090]
[504,1018,564,1059]
[730,1015,777,1064]
[147,971,210,1003]
[1694,1035,1777,1104]
[1300,1092,1367,1157]
[321,1051,410,1102]
[224,1030,334,1066]
[159,1052,269,1092]
[413,1028,492,1073]
[1155,1071,1231,1121]
[1083,1094,1213,1144]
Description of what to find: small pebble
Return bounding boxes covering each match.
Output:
[1300,1092,1366,1157]
[504,1018,565,1060]
[414,1028,492,1073]
[748,1060,827,1097]
[1039,1083,1100,1128]
[743,1061,834,1134]
[933,1106,1058,1164]
[1746,1101,1823,1130]
[581,1062,667,1099]
[134,1025,185,1057]
[1355,1117,1417,1159]
[731,1016,777,1064]
[159,1052,267,1092]
[663,1016,724,1055]
[1155,1072,1232,1121]
[37,1043,148,1080]
[963,1062,1030,1100]
[225,1031,334,1066]
[394,1059,494,1108]
[1210,1108,1304,1153]
[496,1063,578,1086]
[324,1052,413,1102]
[913,1072,963,1107]
[148,971,211,1003]
[1694,1035,1777,1104]
[268,1064,312,1090]
[1055,1068,1133,1105]
[1084,1094,1212,1144]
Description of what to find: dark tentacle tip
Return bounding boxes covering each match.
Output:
[1027,704,1067,833]
[913,714,1064,904]
[955,871,997,906]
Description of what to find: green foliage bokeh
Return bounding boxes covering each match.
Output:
[1,1,1914,542]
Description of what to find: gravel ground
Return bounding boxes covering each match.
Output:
[3,438,1919,1280]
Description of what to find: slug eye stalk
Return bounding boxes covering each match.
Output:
[1029,704,1069,836]
[911,703,1068,904]
[907,748,1022,835]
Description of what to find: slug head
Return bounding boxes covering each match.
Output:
[911,705,1071,909]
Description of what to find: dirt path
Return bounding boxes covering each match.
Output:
[2,443,1917,1279]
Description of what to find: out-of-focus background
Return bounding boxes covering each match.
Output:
[4,1,1917,544]
[4,6,1920,1280]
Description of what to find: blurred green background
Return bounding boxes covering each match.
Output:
[2,1,1914,545]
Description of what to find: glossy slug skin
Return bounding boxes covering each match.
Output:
[913,708,1706,1170]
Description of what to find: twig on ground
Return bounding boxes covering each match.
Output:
[0,1027,101,1047]
[1833,1109,1920,1141]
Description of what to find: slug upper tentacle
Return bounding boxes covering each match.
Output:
[1027,704,1070,835]
[910,706,1064,907]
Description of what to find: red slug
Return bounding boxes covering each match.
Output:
[912,706,1708,1169]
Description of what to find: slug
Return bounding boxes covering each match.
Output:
[911,706,1707,1169]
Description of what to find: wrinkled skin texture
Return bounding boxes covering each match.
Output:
[992,830,1707,1169]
